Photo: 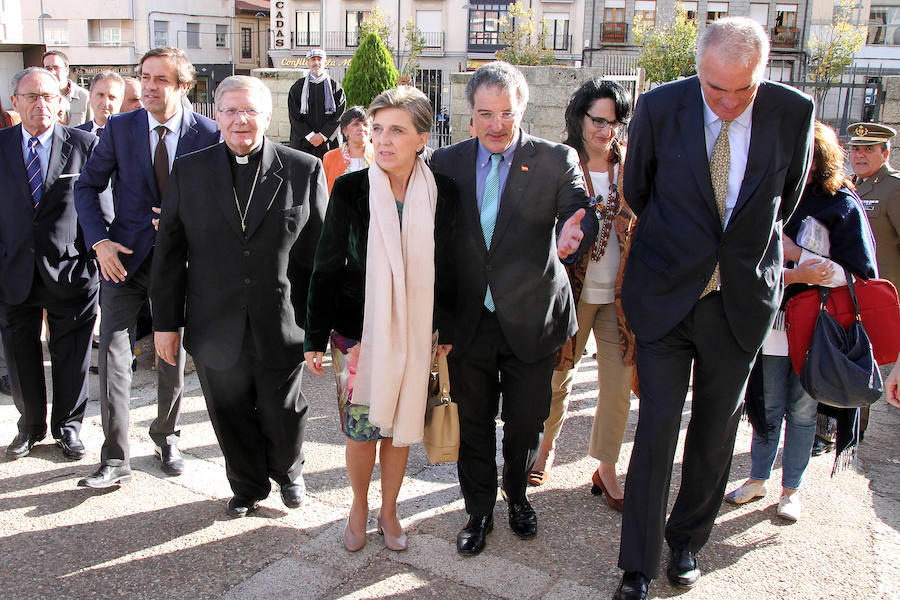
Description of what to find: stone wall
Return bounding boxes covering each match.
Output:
[252,68,305,143]
[882,76,900,171]
[449,65,634,145]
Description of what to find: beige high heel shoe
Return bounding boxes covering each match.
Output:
[343,515,366,552]
[376,511,408,551]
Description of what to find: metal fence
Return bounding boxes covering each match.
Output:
[783,64,886,141]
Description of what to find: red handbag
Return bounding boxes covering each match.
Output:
[785,278,900,375]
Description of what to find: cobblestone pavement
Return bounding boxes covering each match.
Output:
[0,337,897,599]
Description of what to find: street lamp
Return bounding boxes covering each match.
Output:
[39,0,52,45]
[255,11,267,69]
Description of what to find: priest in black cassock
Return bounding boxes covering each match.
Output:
[152,75,327,517]
[287,49,346,159]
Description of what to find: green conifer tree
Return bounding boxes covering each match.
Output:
[342,32,399,108]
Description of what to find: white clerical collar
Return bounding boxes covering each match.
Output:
[148,106,183,137]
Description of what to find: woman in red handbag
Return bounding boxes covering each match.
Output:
[725,122,878,521]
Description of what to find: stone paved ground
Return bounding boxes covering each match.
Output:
[0,337,897,599]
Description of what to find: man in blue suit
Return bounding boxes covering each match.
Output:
[612,19,814,600]
[74,47,219,488]
[1,67,101,460]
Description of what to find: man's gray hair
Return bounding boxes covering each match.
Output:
[11,67,57,95]
[465,61,529,110]
[214,75,273,114]
[696,17,770,82]
[90,70,125,92]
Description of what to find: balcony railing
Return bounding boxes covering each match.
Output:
[601,22,628,44]
[293,30,445,52]
[88,40,127,47]
[771,26,800,49]
[422,31,444,50]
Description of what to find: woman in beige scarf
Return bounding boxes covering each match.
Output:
[305,87,458,552]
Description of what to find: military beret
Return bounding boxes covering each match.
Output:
[847,122,896,146]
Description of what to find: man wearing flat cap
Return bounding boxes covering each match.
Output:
[287,49,346,159]
[848,122,900,288]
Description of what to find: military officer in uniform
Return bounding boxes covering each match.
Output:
[848,122,900,288]
[847,121,899,436]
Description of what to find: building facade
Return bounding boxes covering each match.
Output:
[266,0,586,114]
[235,0,271,75]
[5,0,234,102]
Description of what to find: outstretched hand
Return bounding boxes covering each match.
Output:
[557,208,587,259]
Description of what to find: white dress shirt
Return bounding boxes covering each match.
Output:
[147,107,185,174]
[20,124,54,182]
[701,95,753,228]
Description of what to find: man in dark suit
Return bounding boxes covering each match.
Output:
[152,75,326,516]
[430,61,597,556]
[74,47,220,488]
[287,49,345,159]
[75,71,125,137]
[1,67,102,460]
[612,18,814,600]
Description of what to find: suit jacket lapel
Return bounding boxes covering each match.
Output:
[244,139,283,239]
[730,83,777,225]
[490,132,534,254]
[135,110,159,205]
[456,139,484,254]
[176,109,200,157]
[4,125,32,209]
[676,78,718,221]
[44,123,71,196]
[208,144,245,239]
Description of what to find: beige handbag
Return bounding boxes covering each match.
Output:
[423,351,459,463]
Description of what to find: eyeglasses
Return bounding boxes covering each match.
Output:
[585,114,620,130]
[218,108,263,118]
[16,93,60,104]
[474,110,519,123]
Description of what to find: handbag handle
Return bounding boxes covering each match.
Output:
[817,267,861,322]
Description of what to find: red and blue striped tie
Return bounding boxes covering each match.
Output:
[26,136,43,209]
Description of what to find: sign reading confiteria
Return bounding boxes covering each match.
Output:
[280,57,352,68]
[271,0,291,49]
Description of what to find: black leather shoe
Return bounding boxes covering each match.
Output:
[6,432,45,459]
[666,548,700,588]
[226,495,259,518]
[613,571,650,600]
[155,444,185,475]
[507,498,537,539]
[456,514,493,556]
[281,477,306,509]
[0,374,11,395]
[78,465,132,488]
[56,430,85,460]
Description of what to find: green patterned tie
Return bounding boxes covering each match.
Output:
[701,119,730,298]
[481,153,502,311]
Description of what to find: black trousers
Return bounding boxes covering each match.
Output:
[449,308,555,516]
[98,258,184,465]
[618,293,758,577]
[196,328,308,500]
[0,272,97,439]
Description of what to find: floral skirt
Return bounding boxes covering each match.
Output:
[331,331,384,442]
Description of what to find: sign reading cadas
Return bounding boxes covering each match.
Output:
[271,0,291,49]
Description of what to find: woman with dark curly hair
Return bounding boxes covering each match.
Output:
[725,122,878,521]
[528,78,637,513]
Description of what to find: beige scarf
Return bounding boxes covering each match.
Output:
[354,156,437,446]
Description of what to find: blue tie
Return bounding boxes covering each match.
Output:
[26,136,43,209]
[481,153,502,311]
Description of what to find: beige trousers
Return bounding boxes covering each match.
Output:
[546,301,633,464]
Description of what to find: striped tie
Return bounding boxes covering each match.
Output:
[701,119,731,298]
[481,153,502,311]
[26,136,43,209]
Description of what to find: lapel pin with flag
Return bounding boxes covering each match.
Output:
[521,165,529,172]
